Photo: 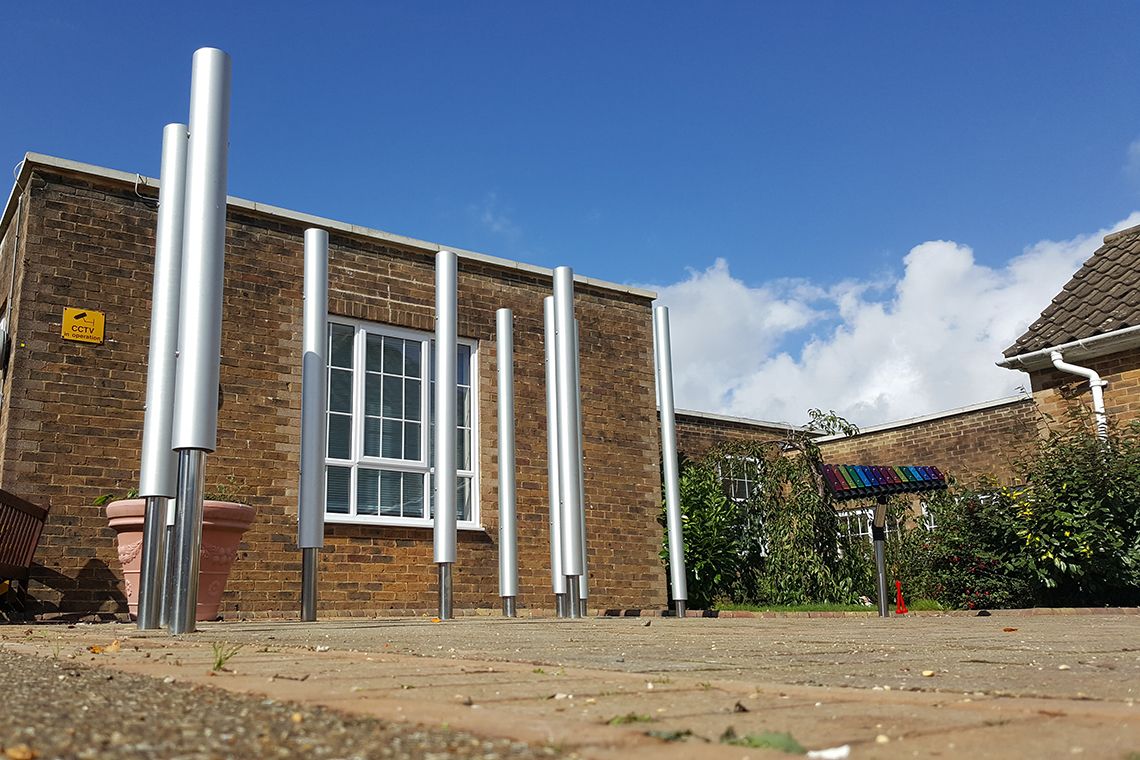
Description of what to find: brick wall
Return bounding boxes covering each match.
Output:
[1,167,666,618]
[673,411,796,462]
[818,398,1042,485]
[1026,346,1140,431]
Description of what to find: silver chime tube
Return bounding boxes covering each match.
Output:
[552,267,584,618]
[542,298,568,617]
[299,228,329,622]
[497,309,518,616]
[434,250,458,620]
[137,122,188,630]
[169,47,231,635]
[653,306,688,618]
[572,321,589,617]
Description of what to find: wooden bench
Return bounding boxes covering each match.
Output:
[0,488,49,609]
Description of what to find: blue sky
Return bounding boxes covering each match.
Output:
[5,3,1140,425]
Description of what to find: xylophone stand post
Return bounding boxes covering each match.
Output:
[873,495,889,618]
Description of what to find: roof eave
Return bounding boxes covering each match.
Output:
[996,324,1140,372]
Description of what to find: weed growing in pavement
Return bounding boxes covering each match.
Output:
[607,713,655,725]
[210,642,242,671]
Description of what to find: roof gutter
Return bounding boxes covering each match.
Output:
[1049,351,1108,440]
[995,324,1140,372]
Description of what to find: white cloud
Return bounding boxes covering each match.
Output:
[651,212,1140,428]
[470,192,521,239]
[1127,138,1140,180]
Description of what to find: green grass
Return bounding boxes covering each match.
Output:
[608,713,655,725]
[720,728,806,754]
[715,599,944,613]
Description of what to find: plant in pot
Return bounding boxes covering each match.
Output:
[98,477,255,621]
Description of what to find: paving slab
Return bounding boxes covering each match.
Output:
[2,612,1138,758]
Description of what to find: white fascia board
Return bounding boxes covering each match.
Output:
[996,325,1140,372]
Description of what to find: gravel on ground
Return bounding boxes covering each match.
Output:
[0,648,561,760]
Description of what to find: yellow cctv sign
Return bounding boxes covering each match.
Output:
[61,308,105,344]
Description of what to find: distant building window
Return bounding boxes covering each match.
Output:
[838,507,904,542]
[718,456,761,503]
[324,318,478,527]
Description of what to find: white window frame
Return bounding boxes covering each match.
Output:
[324,316,480,529]
[837,506,905,543]
[718,455,761,504]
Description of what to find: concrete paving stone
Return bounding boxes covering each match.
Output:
[3,612,1138,759]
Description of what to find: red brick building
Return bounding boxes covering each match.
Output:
[0,154,666,619]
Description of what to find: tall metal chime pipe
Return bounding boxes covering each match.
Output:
[572,321,589,617]
[298,229,329,622]
[136,122,188,631]
[168,47,232,635]
[552,267,585,618]
[542,297,568,617]
[653,306,688,618]
[434,251,458,620]
[497,309,518,617]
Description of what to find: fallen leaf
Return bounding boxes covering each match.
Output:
[733,701,749,713]
[86,645,103,654]
[5,745,38,760]
[431,617,441,624]
[106,639,120,653]
[1002,627,1018,633]
[922,670,936,677]
[290,712,303,724]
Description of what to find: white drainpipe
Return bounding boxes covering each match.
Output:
[1049,351,1108,440]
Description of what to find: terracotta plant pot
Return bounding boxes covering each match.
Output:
[106,498,255,621]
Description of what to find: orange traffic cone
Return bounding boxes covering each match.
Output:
[895,580,908,614]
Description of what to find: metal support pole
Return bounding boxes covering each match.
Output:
[873,497,889,618]
[299,228,328,622]
[552,267,584,614]
[169,47,231,635]
[497,308,518,617]
[438,563,453,620]
[434,251,458,619]
[572,320,589,618]
[160,500,175,628]
[542,297,567,616]
[169,450,206,634]
[654,306,688,618]
[137,122,188,630]
[301,547,318,621]
[138,497,167,627]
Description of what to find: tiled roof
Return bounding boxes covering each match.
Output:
[1002,224,1140,358]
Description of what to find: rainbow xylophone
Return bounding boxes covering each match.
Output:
[820,463,946,501]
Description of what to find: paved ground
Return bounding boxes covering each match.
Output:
[2,611,1138,758]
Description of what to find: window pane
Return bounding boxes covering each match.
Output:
[383,337,404,374]
[457,345,471,385]
[380,470,402,516]
[330,324,354,368]
[363,417,382,458]
[365,333,384,373]
[329,369,353,413]
[404,422,421,461]
[404,341,422,377]
[456,386,470,426]
[404,379,421,421]
[326,466,351,513]
[383,376,403,418]
[457,476,471,521]
[327,413,351,459]
[357,468,379,516]
[364,374,382,416]
[403,473,424,517]
[382,419,402,459]
[456,429,471,470]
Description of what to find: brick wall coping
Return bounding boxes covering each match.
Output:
[673,407,812,434]
[3,152,657,302]
[815,395,1030,443]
